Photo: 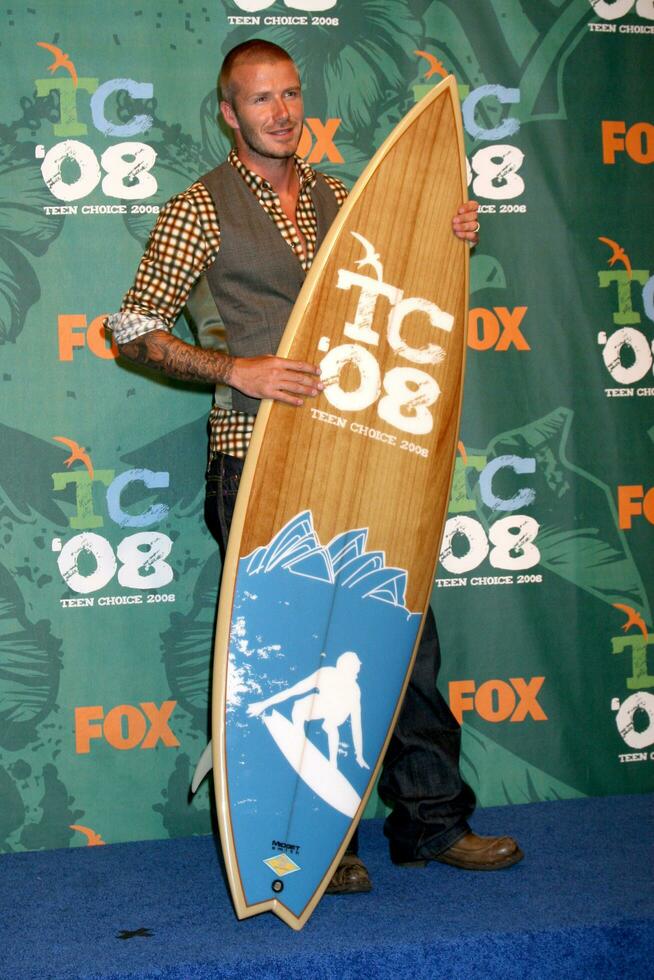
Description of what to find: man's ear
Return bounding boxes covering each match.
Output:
[220,100,238,131]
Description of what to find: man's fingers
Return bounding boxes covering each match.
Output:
[452,200,480,246]
[453,217,479,230]
[270,362,324,400]
[273,357,321,377]
[271,391,305,407]
[273,380,321,406]
[453,202,479,229]
[281,371,323,391]
[457,200,479,215]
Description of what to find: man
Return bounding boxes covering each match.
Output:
[108,38,523,894]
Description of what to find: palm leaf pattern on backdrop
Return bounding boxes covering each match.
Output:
[0,91,66,345]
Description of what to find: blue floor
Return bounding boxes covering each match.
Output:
[1,795,653,979]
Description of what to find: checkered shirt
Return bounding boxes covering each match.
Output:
[107,150,347,458]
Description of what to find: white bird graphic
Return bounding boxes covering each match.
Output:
[351,231,384,281]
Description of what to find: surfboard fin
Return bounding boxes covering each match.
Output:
[191,741,213,794]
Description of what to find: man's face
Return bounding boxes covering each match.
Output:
[222,57,304,161]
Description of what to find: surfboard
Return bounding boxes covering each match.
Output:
[203,74,469,930]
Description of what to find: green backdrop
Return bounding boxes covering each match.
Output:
[1,0,652,853]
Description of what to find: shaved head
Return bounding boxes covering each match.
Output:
[219,39,295,106]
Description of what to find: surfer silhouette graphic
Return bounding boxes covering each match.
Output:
[247,651,369,772]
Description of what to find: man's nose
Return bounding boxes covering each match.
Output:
[271,96,290,119]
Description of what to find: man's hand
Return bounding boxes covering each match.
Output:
[452,200,480,246]
[231,355,323,406]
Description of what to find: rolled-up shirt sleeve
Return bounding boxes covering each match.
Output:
[106,181,220,346]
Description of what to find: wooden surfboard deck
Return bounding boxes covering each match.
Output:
[211,75,469,930]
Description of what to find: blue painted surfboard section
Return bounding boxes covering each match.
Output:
[225,510,421,919]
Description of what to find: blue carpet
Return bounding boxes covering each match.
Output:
[1,795,653,979]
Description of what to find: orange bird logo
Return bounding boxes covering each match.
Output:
[613,603,648,639]
[415,50,449,81]
[598,237,632,279]
[36,41,78,87]
[52,436,94,479]
[70,825,106,846]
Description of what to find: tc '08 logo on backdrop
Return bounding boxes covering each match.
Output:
[50,436,176,609]
[588,0,654,32]
[413,54,526,215]
[609,602,654,763]
[228,0,340,27]
[436,442,541,591]
[436,405,643,603]
[34,41,159,212]
[594,239,654,398]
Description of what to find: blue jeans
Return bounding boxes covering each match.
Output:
[205,452,475,857]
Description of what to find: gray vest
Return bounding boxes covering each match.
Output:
[199,161,339,414]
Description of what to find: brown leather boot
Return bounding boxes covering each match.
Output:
[325,853,372,894]
[391,831,523,871]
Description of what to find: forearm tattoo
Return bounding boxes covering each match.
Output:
[120,331,234,384]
